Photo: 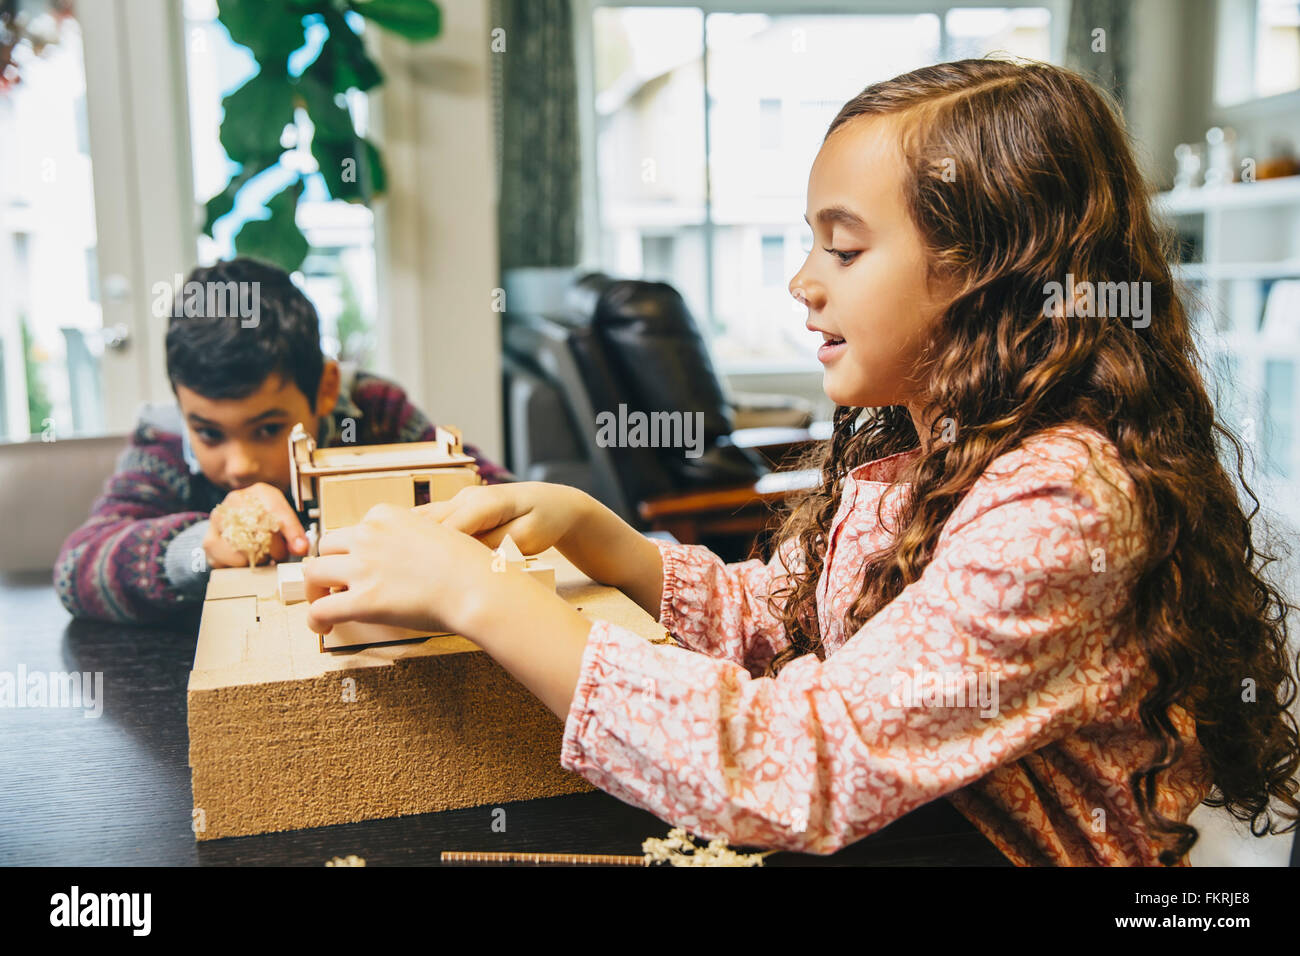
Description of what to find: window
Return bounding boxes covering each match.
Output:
[183,0,379,368]
[586,3,1059,373]
[757,97,782,150]
[1215,0,1300,105]
[0,13,103,440]
[760,234,784,287]
[1256,0,1300,97]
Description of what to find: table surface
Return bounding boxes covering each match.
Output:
[0,570,1011,867]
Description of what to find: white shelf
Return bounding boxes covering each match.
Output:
[1155,175,1300,510]
[1173,260,1300,281]
[1155,175,1300,216]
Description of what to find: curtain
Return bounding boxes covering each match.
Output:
[490,0,580,270]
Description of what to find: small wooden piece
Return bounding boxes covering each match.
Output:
[491,534,556,591]
[497,534,525,568]
[277,562,306,604]
[521,558,555,592]
[441,850,648,866]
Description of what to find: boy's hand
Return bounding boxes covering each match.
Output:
[204,483,309,568]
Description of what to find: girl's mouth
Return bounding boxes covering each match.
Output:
[818,336,846,363]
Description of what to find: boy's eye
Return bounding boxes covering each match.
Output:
[196,428,222,444]
[823,246,859,265]
[256,424,285,441]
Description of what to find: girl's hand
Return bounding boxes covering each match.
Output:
[418,481,590,555]
[301,503,504,637]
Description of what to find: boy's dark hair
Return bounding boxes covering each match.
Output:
[165,257,323,404]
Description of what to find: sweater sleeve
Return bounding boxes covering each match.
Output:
[652,536,802,676]
[53,433,212,624]
[561,456,1146,854]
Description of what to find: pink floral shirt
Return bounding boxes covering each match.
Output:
[560,423,1212,865]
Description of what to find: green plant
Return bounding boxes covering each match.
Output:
[20,316,52,434]
[203,0,441,273]
[335,264,372,366]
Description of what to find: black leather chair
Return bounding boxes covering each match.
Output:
[502,272,823,559]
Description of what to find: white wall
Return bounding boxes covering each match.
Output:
[374,0,503,463]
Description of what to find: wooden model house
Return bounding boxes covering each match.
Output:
[264,423,554,652]
[287,422,481,533]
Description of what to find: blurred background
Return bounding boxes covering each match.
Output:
[1,0,1297,864]
[2,0,1299,558]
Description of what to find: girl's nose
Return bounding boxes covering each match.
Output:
[790,274,820,310]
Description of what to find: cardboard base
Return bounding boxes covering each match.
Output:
[187,548,668,840]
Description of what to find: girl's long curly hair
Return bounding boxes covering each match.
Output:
[764,58,1300,864]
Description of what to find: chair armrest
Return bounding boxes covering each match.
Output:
[728,390,816,430]
[638,470,820,521]
[637,470,820,549]
[731,420,832,469]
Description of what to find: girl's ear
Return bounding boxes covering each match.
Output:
[314,360,342,418]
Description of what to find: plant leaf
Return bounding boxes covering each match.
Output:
[219,69,296,167]
[318,5,383,92]
[233,177,310,272]
[216,0,307,62]
[310,135,386,201]
[299,59,356,142]
[298,59,366,201]
[201,157,273,236]
[345,0,441,40]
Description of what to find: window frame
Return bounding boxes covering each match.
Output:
[574,0,1068,375]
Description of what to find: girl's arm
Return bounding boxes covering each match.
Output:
[553,493,665,619]
[556,495,803,673]
[556,446,1172,859]
[430,482,801,674]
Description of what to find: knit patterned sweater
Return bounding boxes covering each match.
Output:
[54,369,513,624]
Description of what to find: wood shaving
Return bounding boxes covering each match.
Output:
[641,828,774,867]
[325,854,366,866]
[212,497,280,565]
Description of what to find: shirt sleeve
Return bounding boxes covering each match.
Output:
[53,438,211,624]
[561,458,1146,854]
[653,536,802,676]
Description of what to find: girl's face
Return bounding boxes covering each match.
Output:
[789,115,952,433]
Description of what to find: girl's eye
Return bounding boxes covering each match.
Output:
[823,246,859,265]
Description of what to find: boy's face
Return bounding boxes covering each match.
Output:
[789,114,954,430]
[176,362,340,497]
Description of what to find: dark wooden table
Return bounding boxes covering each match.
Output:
[0,570,1011,867]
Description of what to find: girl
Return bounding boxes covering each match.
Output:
[301,58,1300,866]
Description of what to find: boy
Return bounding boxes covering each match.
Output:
[55,258,513,624]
